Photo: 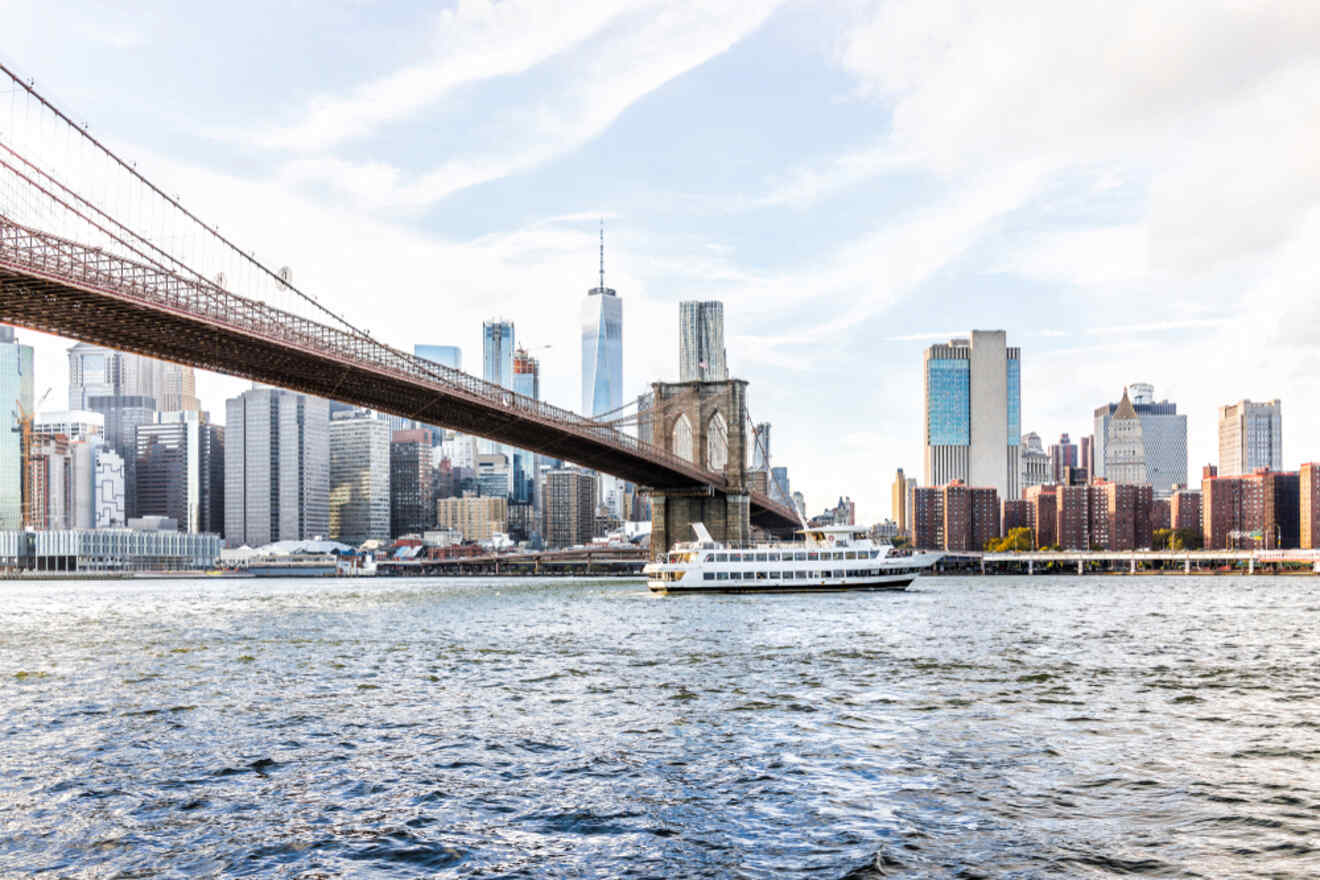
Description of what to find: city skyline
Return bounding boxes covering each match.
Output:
[6,2,1320,523]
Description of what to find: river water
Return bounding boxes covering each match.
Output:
[1,575,1318,878]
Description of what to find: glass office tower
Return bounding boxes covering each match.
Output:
[483,321,515,391]
[922,330,1021,502]
[581,288,622,418]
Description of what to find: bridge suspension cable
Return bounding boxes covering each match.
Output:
[0,59,370,340]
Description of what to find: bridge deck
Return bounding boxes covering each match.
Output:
[0,217,798,528]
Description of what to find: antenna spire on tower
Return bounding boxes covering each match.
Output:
[599,217,605,291]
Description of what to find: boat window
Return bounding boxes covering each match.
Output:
[797,571,809,579]
[715,553,727,562]
[769,571,781,579]
[767,553,779,562]
[756,571,768,580]
[755,553,767,562]
[807,552,819,561]
[716,572,729,581]
[730,572,741,580]
[703,572,715,580]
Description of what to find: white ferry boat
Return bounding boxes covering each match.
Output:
[644,523,942,594]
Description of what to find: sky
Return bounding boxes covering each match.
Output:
[3,0,1320,523]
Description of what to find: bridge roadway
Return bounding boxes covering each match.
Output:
[0,216,799,531]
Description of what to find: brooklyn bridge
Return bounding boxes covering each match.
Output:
[0,63,800,551]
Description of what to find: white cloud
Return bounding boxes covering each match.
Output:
[253,0,644,151]
[259,0,783,211]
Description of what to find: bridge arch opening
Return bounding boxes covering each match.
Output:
[706,410,728,471]
[672,413,694,463]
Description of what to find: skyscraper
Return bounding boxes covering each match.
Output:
[580,224,622,418]
[1218,399,1282,476]
[26,433,71,530]
[544,468,597,549]
[1092,384,1186,496]
[1104,388,1147,485]
[0,326,34,529]
[580,224,623,520]
[922,331,1020,502]
[391,428,434,538]
[679,301,728,382]
[224,388,329,548]
[511,348,541,505]
[68,438,124,529]
[483,320,515,391]
[87,394,156,520]
[135,415,223,534]
[329,410,390,545]
[481,320,515,457]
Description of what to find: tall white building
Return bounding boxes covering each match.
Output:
[580,224,623,518]
[679,301,728,382]
[1092,383,1187,497]
[922,330,1020,501]
[69,439,124,529]
[224,388,329,548]
[1218,399,1282,476]
[581,225,622,418]
[329,410,390,545]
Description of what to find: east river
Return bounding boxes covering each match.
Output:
[1,575,1318,878]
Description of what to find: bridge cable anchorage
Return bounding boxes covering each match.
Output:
[0,60,373,342]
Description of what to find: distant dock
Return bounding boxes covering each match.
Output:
[930,549,1320,576]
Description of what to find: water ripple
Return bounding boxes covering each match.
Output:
[0,575,1317,877]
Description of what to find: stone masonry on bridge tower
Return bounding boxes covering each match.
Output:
[646,379,752,558]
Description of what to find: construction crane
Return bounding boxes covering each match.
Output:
[12,388,51,529]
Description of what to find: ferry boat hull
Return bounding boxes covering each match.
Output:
[649,577,915,595]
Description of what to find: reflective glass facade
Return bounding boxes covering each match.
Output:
[581,289,622,417]
[1006,358,1021,445]
[414,344,461,371]
[926,358,970,446]
[482,322,514,390]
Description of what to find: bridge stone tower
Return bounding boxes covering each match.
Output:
[646,379,752,558]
